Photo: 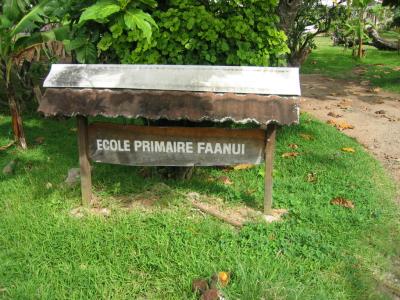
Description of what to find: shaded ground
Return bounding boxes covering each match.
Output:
[301,74,400,187]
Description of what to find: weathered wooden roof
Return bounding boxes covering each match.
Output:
[40,64,300,125]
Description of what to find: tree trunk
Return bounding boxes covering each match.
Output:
[358,36,363,58]
[367,27,400,51]
[288,47,311,67]
[7,86,27,149]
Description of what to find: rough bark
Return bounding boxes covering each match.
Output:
[367,27,400,51]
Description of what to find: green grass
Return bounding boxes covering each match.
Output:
[302,36,400,93]
[379,30,400,42]
[0,114,399,299]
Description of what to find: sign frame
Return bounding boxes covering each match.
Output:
[77,117,277,214]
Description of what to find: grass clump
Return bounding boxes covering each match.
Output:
[0,114,399,299]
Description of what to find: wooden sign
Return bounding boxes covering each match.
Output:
[88,123,265,166]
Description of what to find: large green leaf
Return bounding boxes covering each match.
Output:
[75,42,97,63]
[79,0,121,24]
[11,0,52,36]
[3,0,24,20]
[0,15,12,29]
[124,8,157,43]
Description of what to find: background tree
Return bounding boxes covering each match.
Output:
[277,0,344,66]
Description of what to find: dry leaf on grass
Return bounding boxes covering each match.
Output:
[330,197,355,209]
[288,143,299,149]
[192,279,209,294]
[327,119,355,130]
[300,133,313,140]
[70,128,77,132]
[218,176,233,185]
[233,164,255,170]
[342,147,355,153]
[392,66,400,71]
[282,152,299,158]
[307,172,317,183]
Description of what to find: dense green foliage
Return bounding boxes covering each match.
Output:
[0,114,399,298]
[74,0,288,66]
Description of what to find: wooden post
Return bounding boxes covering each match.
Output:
[264,124,276,215]
[77,116,92,206]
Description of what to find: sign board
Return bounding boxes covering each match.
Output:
[88,123,265,166]
[43,64,301,96]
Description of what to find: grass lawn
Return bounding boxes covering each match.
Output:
[0,114,399,299]
[302,36,400,94]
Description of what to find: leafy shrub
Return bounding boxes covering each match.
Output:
[76,0,289,66]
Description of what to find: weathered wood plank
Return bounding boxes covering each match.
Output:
[77,116,92,206]
[264,124,277,215]
[88,123,265,167]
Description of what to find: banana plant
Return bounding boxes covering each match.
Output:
[349,0,373,58]
[0,0,68,149]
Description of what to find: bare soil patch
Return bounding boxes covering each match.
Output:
[301,74,400,186]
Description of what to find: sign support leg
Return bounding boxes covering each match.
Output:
[264,124,276,215]
[77,116,92,206]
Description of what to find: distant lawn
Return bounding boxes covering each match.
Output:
[379,30,400,42]
[302,36,400,93]
[0,114,399,299]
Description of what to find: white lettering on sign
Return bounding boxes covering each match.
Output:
[96,139,130,152]
[96,139,246,155]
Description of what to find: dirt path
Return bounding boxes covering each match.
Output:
[300,74,400,187]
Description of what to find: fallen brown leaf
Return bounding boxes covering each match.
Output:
[282,152,299,158]
[300,133,313,140]
[330,197,354,209]
[201,288,220,300]
[393,66,400,71]
[327,112,343,118]
[370,87,381,93]
[233,164,255,170]
[327,119,354,130]
[192,278,209,294]
[218,176,233,185]
[288,143,299,149]
[337,99,352,109]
